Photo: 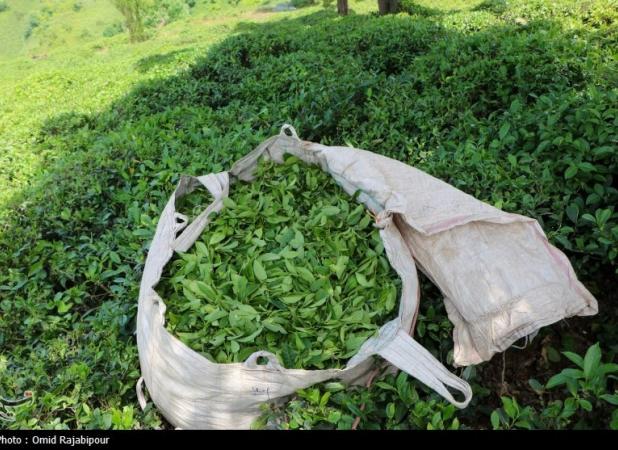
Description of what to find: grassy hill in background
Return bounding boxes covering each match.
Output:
[0,0,122,60]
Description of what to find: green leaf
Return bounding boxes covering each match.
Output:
[562,351,584,368]
[386,402,396,419]
[611,411,618,430]
[593,146,615,156]
[324,382,345,392]
[599,394,618,406]
[565,204,579,224]
[528,378,544,393]
[595,209,612,228]
[57,301,72,314]
[209,231,226,245]
[546,373,569,389]
[322,206,340,216]
[561,398,577,418]
[514,419,532,430]
[355,272,374,287]
[263,320,287,334]
[296,266,315,283]
[431,411,441,428]
[547,346,561,362]
[205,310,227,322]
[222,197,236,209]
[327,411,342,424]
[375,381,397,392]
[561,368,584,379]
[194,241,208,258]
[109,251,121,264]
[499,122,510,140]
[566,377,579,397]
[237,327,263,343]
[564,165,578,179]
[490,410,500,429]
[578,399,593,412]
[599,363,618,376]
[583,342,602,380]
[578,161,595,172]
[501,397,518,419]
[190,280,218,301]
[102,413,112,430]
[581,213,596,224]
[282,294,304,304]
[253,259,267,282]
[450,417,460,430]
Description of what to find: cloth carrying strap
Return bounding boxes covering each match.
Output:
[348,319,472,408]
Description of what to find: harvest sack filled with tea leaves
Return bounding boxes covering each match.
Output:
[136,125,598,430]
[157,155,400,369]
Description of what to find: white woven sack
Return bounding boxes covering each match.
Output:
[136,125,598,429]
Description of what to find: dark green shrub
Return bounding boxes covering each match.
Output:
[144,0,189,27]
[473,0,508,15]
[399,0,441,17]
[491,343,618,430]
[102,22,125,37]
[291,0,317,8]
[23,16,40,39]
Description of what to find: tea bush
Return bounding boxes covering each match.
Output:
[490,343,618,430]
[23,15,40,39]
[0,0,616,429]
[144,0,191,27]
[102,22,125,37]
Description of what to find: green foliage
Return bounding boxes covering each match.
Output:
[144,0,190,27]
[257,371,463,429]
[291,0,317,8]
[23,15,40,39]
[102,21,125,37]
[473,0,507,15]
[111,0,149,42]
[399,0,441,17]
[0,1,8,13]
[545,343,618,401]
[491,343,618,429]
[159,156,400,368]
[0,0,616,430]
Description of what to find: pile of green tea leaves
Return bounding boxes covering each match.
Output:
[156,155,401,370]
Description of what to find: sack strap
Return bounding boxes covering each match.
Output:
[348,319,472,408]
[172,172,229,253]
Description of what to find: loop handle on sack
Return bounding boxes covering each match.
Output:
[136,377,147,410]
[172,173,229,253]
[243,351,284,371]
[350,320,472,409]
[511,329,540,350]
[280,124,299,140]
[379,327,472,408]
[173,212,189,234]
